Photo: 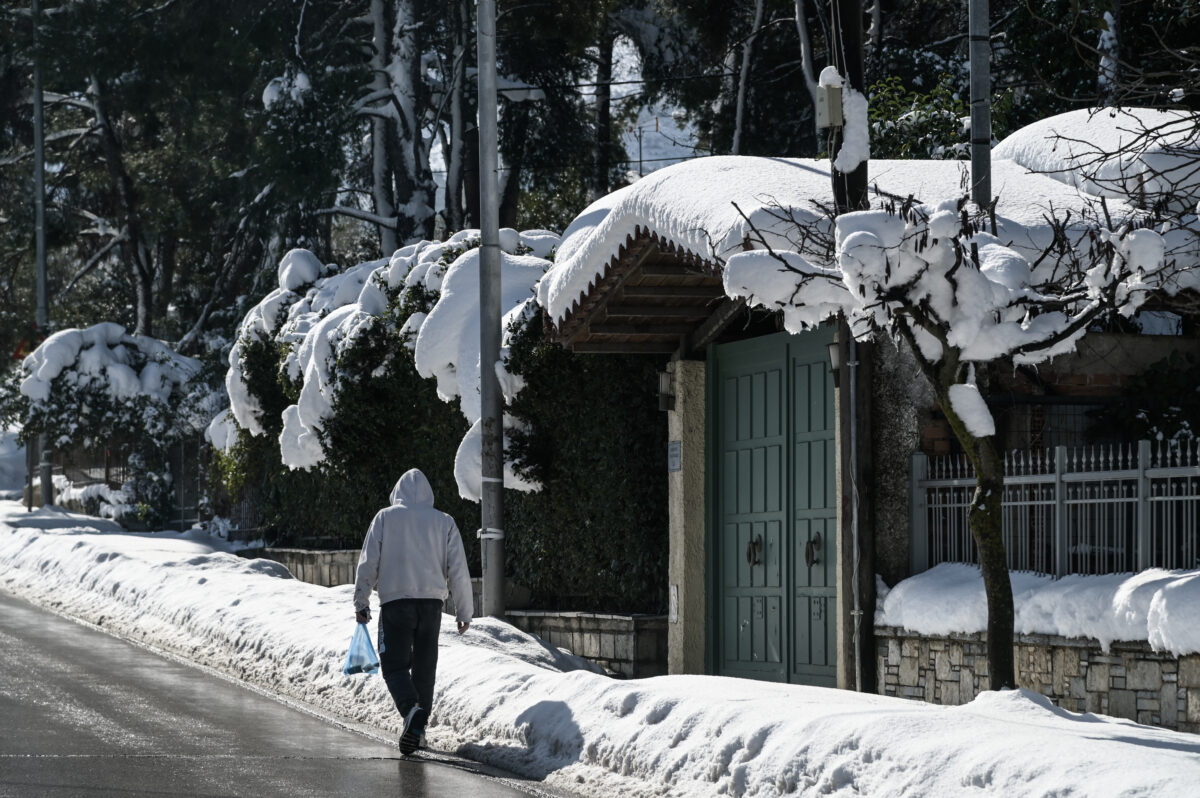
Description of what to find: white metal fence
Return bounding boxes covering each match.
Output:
[910,440,1200,575]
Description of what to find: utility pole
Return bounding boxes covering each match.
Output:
[829,0,868,213]
[476,0,505,617]
[968,0,992,207]
[32,0,52,508]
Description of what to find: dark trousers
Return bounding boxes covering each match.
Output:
[378,599,442,719]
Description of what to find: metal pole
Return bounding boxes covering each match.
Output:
[968,0,992,207]
[476,0,505,617]
[32,0,53,507]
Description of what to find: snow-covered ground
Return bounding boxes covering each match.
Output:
[3,501,1199,796]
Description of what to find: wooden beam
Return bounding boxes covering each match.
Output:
[570,341,678,354]
[619,284,724,299]
[684,297,746,355]
[560,238,658,348]
[638,263,709,278]
[587,323,696,336]
[605,305,708,319]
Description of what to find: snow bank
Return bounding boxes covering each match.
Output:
[878,562,1200,656]
[3,503,1200,798]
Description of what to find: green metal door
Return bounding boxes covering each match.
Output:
[710,329,837,686]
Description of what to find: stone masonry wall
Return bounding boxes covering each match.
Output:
[506,610,668,679]
[255,548,358,587]
[877,626,1200,733]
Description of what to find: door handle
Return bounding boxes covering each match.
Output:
[745,534,763,566]
[805,532,821,568]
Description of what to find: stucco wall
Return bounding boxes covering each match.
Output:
[667,359,707,675]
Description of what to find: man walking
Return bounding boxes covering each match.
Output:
[354,468,473,755]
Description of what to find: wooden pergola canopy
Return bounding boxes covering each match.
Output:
[549,229,745,357]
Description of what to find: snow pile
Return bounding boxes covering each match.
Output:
[878,563,1200,656]
[3,503,1200,798]
[224,230,558,499]
[56,480,134,520]
[994,107,1200,212]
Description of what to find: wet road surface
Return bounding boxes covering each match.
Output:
[0,591,553,798]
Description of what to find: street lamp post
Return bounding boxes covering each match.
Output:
[32,0,52,508]
[476,0,505,617]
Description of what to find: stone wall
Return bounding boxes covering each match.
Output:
[506,610,668,679]
[876,626,1200,733]
[255,548,358,587]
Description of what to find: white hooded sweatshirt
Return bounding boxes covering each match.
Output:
[353,468,474,624]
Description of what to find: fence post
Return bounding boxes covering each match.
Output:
[1054,445,1068,577]
[910,451,929,573]
[1137,439,1152,571]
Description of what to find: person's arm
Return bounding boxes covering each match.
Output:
[353,514,383,622]
[445,521,473,633]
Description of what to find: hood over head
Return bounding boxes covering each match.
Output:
[390,468,434,507]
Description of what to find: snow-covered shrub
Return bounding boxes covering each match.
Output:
[1,323,215,524]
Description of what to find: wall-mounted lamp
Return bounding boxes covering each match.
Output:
[828,340,842,389]
[658,369,676,411]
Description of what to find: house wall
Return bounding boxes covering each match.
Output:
[667,358,707,675]
[876,626,1200,733]
[869,336,933,587]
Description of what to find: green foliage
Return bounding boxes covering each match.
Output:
[505,313,668,614]
[869,74,970,160]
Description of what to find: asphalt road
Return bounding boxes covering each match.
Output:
[0,591,551,798]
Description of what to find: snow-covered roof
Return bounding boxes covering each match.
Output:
[539,155,1144,327]
[994,107,1200,209]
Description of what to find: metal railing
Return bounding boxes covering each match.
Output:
[911,440,1200,575]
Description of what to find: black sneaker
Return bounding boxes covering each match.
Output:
[399,706,427,756]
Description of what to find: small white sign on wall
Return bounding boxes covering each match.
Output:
[668,440,681,472]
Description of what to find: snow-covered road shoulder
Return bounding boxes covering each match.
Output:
[3,501,1199,797]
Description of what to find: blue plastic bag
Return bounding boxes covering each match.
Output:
[342,622,380,675]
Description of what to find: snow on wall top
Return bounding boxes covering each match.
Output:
[994,107,1200,210]
[539,154,1140,325]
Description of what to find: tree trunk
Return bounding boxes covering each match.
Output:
[592,26,614,201]
[933,372,1017,691]
[499,104,530,229]
[90,75,154,336]
[444,0,470,233]
[732,0,766,155]
[970,436,1015,689]
[391,0,435,242]
[463,124,480,228]
[371,0,399,254]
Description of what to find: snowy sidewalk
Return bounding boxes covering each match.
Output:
[3,500,1199,797]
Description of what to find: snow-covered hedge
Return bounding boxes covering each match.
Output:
[219,229,558,501]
